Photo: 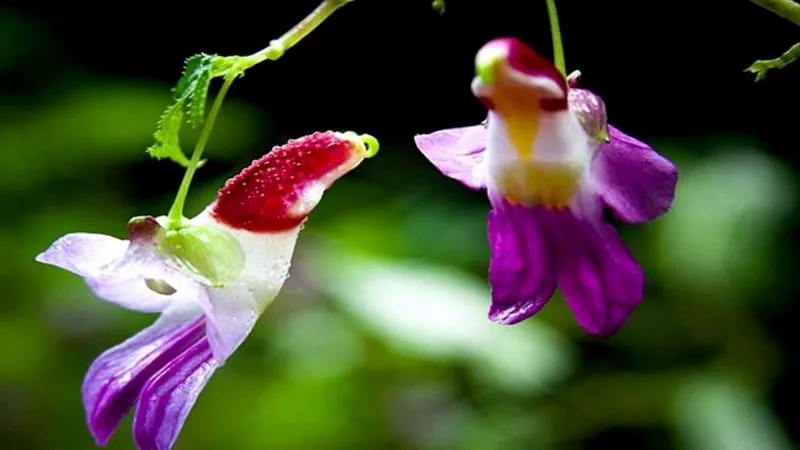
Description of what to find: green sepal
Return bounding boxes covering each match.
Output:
[158,223,245,288]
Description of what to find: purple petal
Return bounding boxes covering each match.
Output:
[593,126,678,224]
[548,209,644,336]
[133,338,217,450]
[414,124,487,190]
[486,197,558,324]
[82,310,205,446]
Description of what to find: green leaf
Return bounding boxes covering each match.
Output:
[145,54,226,166]
[175,55,209,99]
[176,54,223,127]
[145,52,248,167]
[145,102,191,166]
[432,0,445,14]
[187,66,212,127]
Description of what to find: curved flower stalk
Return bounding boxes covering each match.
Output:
[414,38,678,336]
[36,131,378,450]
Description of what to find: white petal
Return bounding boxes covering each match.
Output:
[192,209,302,363]
[484,109,595,207]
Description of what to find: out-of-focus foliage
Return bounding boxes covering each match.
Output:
[1,6,799,450]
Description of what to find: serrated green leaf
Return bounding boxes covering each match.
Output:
[146,53,247,166]
[174,54,214,101]
[176,54,217,127]
[146,102,191,167]
[187,67,212,127]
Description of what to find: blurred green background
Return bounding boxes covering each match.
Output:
[1,1,799,449]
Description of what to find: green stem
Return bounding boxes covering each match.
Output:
[545,0,566,74]
[749,0,800,26]
[165,0,354,227]
[244,0,354,65]
[167,75,236,226]
[745,41,800,81]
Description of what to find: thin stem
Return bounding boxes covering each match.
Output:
[167,75,236,225]
[749,0,800,27]
[164,0,353,227]
[545,0,566,74]
[244,0,353,65]
[746,41,800,81]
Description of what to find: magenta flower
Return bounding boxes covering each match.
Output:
[36,131,377,449]
[414,38,678,336]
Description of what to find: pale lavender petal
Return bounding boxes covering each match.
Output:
[36,228,207,313]
[81,308,205,446]
[133,338,217,450]
[486,197,558,324]
[549,209,644,336]
[85,242,209,313]
[35,233,128,278]
[414,124,487,190]
[593,126,678,224]
[568,88,608,142]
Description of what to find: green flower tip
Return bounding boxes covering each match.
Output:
[158,224,246,288]
[358,133,380,158]
[340,131,380,158]
[475,44,505,86]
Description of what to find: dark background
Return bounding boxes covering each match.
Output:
[1,1,799,449]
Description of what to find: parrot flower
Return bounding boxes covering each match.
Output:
[35,131,378,450]
[414,38,678,336]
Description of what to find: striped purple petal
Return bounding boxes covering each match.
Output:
[486,196,557,324]
[485,195,644,336]
[413,124,487,190]
[593,126,678,224]
[82,311,205,446]
[548,208,645,336]
[133,338,217,450]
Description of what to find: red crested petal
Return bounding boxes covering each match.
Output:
[211,131,363,233]
[504,38,566,88]
[490,37,568,111]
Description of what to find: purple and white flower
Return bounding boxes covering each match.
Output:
[414,37,678,336]
[36,131,377,449]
